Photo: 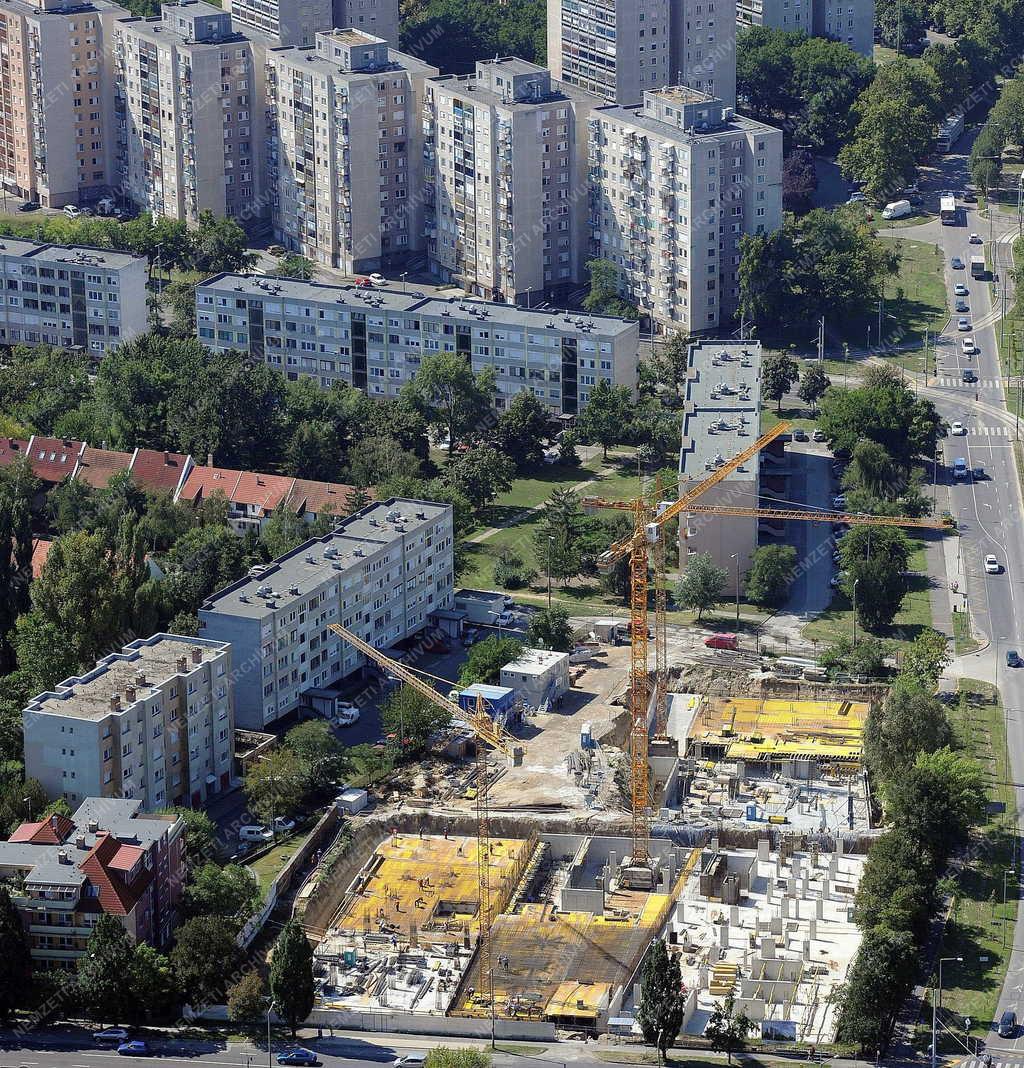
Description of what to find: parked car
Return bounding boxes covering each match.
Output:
[951,256,965,269]
[999,1010,1018,1038]
[704,633,739,650]
[792,427,808,441]
[17,201,39,212]
[950,421,967,435]
[239,825,273,843]
[353,276,373,288]
[985,554,1001,574]
[394,1057,427,1068]
[273,816,296,833]
[543,449,560,464]
[63,204,82,219]
[462,626,479,644]
[812,428,826,442]
[832,494,846,508]
[94,1029,131,1043]
[117,1041,151,1056]
[495,610,516,627]
[954,283,969,296]
[957,316,971,331]
[969,232,982,243]
[277,1050,321,1066]
[369,272,387,286]
[973,465,985,479]
[1007,650,1021,668]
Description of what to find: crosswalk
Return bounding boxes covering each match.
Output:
[961,1057,1021,1067]
[935,377,1007,389]
[963,425,1014,437]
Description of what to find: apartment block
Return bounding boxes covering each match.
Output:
[196,272,640,415]
[548,0,736,107]
[0,0,128,208]
[198,498,454,728]
[23,634,234,811]
[112,2,271,228]
[0,237,147,354]
[588,87,782,331]
[266,30,437,272]
[227,0,399,47]
[736,0,874,56]
[424,58,599,305]
[0,799,185,967]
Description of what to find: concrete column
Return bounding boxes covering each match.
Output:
[719,920,729,949]
[788,877,797,897]
[761,936,776,958]
[758,838,770,862]
[781,895,790,919]
[815,895,824,919]
[803,938,812,961]
[792,854,802,878]
[829,853,838,877]
[730,905,740,926]
[770,914,783,935]
[676,899,686,922]
[822,877,831,899]
[809,917,818,940]
[801,872,810,895]
[609,850,617,872]
[711,836,720,853]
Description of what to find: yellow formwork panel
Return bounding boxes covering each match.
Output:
[334,833,532,939]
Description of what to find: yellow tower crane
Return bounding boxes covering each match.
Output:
[583,420,950,870]
[327,622,520,1020]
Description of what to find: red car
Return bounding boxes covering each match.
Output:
[704,633,739,650]
[354,276,373,287]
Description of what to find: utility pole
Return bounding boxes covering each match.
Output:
[876,300,884,351]
[817,316,825,362]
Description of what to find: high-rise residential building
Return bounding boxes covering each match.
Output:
[548,0,736,107]
[266,30,436,272]
[0,238,147,355]
[587,87,781,331]
[332,0,399,46]
[0,799,185,967]
[198,498,454,728]
[23,634,235,811]
[227,0,399,47]
[195,273,640,416]
[423,58,599,304]
[112,2,272,229]
[736,0,874,56]
[0,0,129,208]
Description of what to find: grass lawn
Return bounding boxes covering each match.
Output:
[246,835,303,895]
[593,1054,810,1067]
[996,237,1023,381]
[923,679,1017,1048]
[953,611,980,655]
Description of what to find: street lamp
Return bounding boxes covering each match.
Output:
[22,796,32,823]
[547,535,554,611]
[1003,868,1016,947]
[852,579,860,647]
[730,553,740,626]
[266,999,275,1068]
[933,956,963,1068]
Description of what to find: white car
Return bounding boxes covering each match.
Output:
[970,232,982,243]
[393,1057,427,1068]
[543,450,559,464]
[985,554,1001,574]
[273,816,296,833]
[954,283,969,296]
[332,708,360,727]
[962,337,977,356]
[957,317,971,331]
[239,825,274,843]
[94,1029,131,1043]
[832,494,846,509]
[496,610,516,627]
[369,272,386,286]
[950,421,967,435]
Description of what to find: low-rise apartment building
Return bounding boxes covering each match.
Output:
[0,238,147,355]
[424,59,599,305]
[198,498,454,728]
[196,273,640,415]
[736,0,874,56]
[0,799,185,967]
[588,87,782,331]
[112,2,272,228]
[23,634,234,811]
[266,30,437,272]
[0,0,129,208]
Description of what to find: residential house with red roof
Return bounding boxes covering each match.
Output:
[288,478,370,523]
[72,447,134,490]
[24,436,85,485]
[127,449,193,496]
[0,799,185,967]
[0,437,30,470]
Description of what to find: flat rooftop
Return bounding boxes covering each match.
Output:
[266,42,435,78]
[0,238,143,270]
[680,341,763,484]
[199,274,639,338]
[502,648,568,676]
[200,498,450,619]
[24,634,228,722]
[594,102,781,141]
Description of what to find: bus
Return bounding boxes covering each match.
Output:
[940,195,958,225]
[937,112,965,152]
[970,255,986,278]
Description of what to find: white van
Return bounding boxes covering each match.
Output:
[239,825,273,843]
[881,199,912,220]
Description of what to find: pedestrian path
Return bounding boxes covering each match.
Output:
[951,425,1015,437]
[934,377,1007,389]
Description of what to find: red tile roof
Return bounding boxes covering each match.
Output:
[26,436,84,484]
[0,437,29,469]
[289,478,371,518]
[8,814,75,844]
[231,471,295,515]
[107,844,144,873]
[74,447,133,489]
[31,538,51,579]
[177,466,242,504]
[129,449,191,495]
[79,833,153,916]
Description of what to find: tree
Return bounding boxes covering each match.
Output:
[77,915,138,1022]
[762,353,800,414]
[864,677,952,785]
[424,1050,492,1068]
[380,685,452,755]
[243,748,307,825]
[493,546,537,590]
[170,916,240,1006]
[782,149,818,214]
[190,211,253,273]
[162,279,200,339]
[459,637,524,686]
[839,525,911,630]
[876,0,929,49]
[0,884,30,1020]
[636,939,686,1062]
[675,553,727,620]
[261,506,312,560]
[442,444,515,513]
[575,379,632,459]
[558,431,579,465]
[160,808,217,863]
[228,971,266,1028]
[525,606,574,652]
[494,391,550,471]
[401,352,495,455]
[346,437,421,488]
[744,545,797,607]
[286,421,342,482]
[638,332,690,400]
[582,258,639,319]
[0,459,36,669]
[798,363,830,413]
[705,991,756,1064]
[130,944,180,1022]
[533,489,595,585]
[900,628,951,686]
[274,254,315,280]
[269,920,314,1036]
[182,863,261,925]
[818,635,889,678]
[855,831,936,937]
[838,95,935,203]
[284,719,347,792]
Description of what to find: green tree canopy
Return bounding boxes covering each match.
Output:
[0,884,31,1020]
[636,938,686,1060]
[674,553,727,619]
[380,685,452,755]
[459,637,524,686]
[744,545,797,607]
[525,606,574,652]
[170,916,240,1006]
[864,677,953,785]
[243,748,307,825]
[576,379,633,459]
[401,352,496,454]
[269,920,315,1035]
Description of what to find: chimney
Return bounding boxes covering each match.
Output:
[163,451,170,464]
[135,671,147,687]
[176,656,187,672]
[76,834,88,849]
[50,814,59,831]
[125,685,136,703]
[88,820,99,833]
[191,646,202,665]
[207,452,213,467]
[57,849,69,864]
[110,694,121,712]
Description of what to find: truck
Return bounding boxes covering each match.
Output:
[881,199,912,220]
[970,255,986,278]
[936,112,965,152]
[953,457,968,479]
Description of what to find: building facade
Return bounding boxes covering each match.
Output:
[547,0,736,107]
[0,238,147,354]
[0,800,185,968]
[23,634,235,811]
[198,498,454,728]
[424,58,599,305]
[112,2,271,228]
[0,0,128,208]
[587,88,781,331]
[736,0,874,56]
[195,272,640,415]
[227,0,399,47]
[266,30,437,272]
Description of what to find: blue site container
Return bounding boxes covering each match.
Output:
[458,683,516,720]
